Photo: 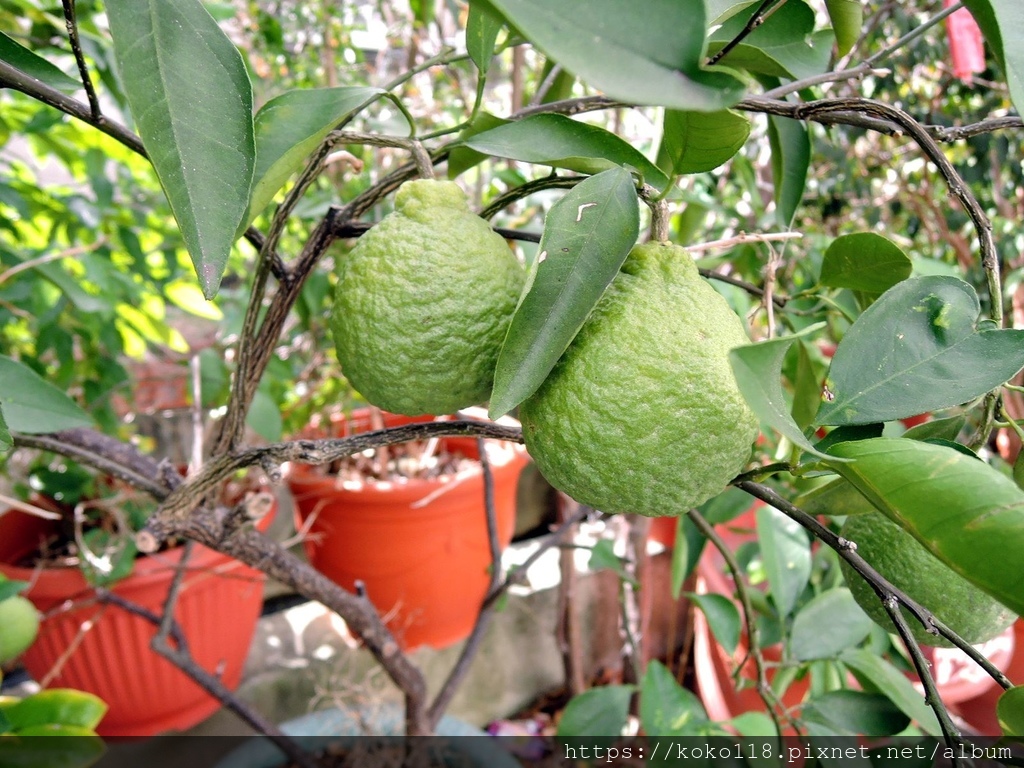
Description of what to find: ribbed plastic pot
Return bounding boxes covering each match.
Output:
[0,500,274,736]
[285,410,528,651]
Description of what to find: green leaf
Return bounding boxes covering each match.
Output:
[705,0,761,25]
[588,538,625,577]
[901,414,966,441]
[767,115,810,227]
[244,86,383,232]
[756,503,811,619]
[729,324,840,461]
[447,112,509,179]
[105,0,255,298]
[0,405,10,453]
[0,32,83,94]
[819,233,912,294]
[709,2,833,79]
[815,277,1024,426]
[467,1,504,72]
[791,340,821,432]
[840,648,941,735]
[656,110,750,176]
[998,686,1024,736]
[689,593,741,655]
[801,690,910,737]
[789,588,873,660]
[639,660,708,736]
[825,438,1024,617]
[0,355,92,433]
[489,168,639,417]
[246,387,283,442]
[464,114,669,190]
[477,0,745,111]
[0,690,107,731]
[555,685,633,737]
[0,579,27,603]
[825,0,863,57]
[796,478,877,518]
[670,515,706,598]
[962,1,1024,115]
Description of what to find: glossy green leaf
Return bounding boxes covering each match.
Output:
[962,1,1024,115]
[467,1,504,72]
[0,32,82,93]
[489,168,639,418]
[0,405,10,453]
[0,689,107,731]
[244,86,383,232]
[729,325,839,460]
[767,115,810,227]
[0,355,91,433]
[796,477,877,518]
[639,660,708,736]
[819,233,912,294]
[825,0,863,57]
[789,588,873,660]
[756,503,811,619]
[815,277,1024,426]
[689,593,741,655]
[998,686,1024,736]
[106,0,255,298]
[705,0,760,25]
[669,515,706,598]
[447,113,508,179]
[840,648,941,735]
[801,690,909,737]
[825,438,1024,616]
[464,114,669,190]
[709,3,833,79]
[556,685,633,737]
[656,110,750,176]
[812,424,884,455]
[901,414,966,441]
[477,0,745,111]
[791,340,821,432]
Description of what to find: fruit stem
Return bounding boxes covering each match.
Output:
[649,198,670,242]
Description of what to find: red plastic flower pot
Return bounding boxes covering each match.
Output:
[285,409,529,651]
[0,500,274,736]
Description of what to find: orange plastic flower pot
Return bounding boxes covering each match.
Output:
[0,501,273,736]
[286,410,528,651]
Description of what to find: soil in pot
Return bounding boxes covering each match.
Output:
[0,481,275,736]
[286,409,529,651]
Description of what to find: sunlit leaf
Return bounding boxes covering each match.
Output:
[106,0,255,298]
[826,0,864,57]
[0,31,82,93]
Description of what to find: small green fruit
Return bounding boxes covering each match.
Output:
[0,595,39,664]
[331,179,525,415]
[840,512,1016,647]
[520,241,759,517]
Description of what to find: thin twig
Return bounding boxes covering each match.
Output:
[707,0,789,66]
[428,438,500,726]
[686,508,787,737]
[60,0,100,119]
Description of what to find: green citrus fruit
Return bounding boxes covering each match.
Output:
[331,179,525,415]
[0,595,39,664]
[519,241,759,517]
[840,512,1016,647]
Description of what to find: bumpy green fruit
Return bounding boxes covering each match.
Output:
[332,179,525,415]
[840,512,1016,647]
[0,595,39,664]
[520,241,759,517]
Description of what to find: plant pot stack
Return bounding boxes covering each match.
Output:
[286,409,529,651]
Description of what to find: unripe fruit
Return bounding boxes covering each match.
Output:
[331,179,525,416]
[0,595,39,664]
[520,241,759,517]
